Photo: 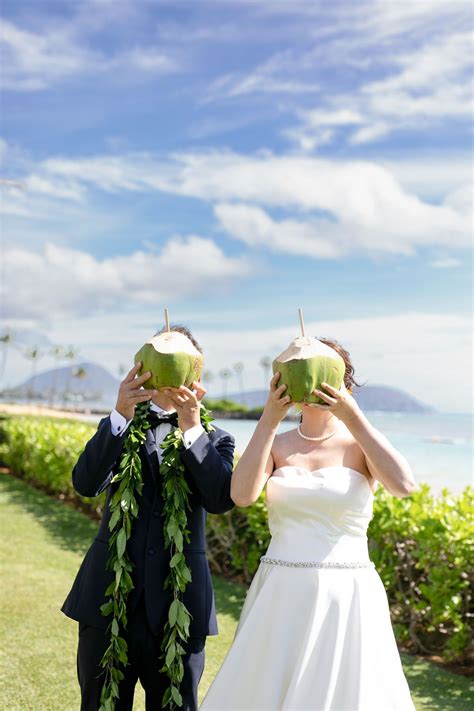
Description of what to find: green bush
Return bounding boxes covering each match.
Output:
[1,414,472,664]
[206,485,473,664]
[0,415,106,514]
[203,399,263,418]
[368,484,473,663]
[203,398,249,413]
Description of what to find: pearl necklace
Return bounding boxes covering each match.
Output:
[297,424,337,443]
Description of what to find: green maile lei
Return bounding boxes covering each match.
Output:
[98,400,215,711]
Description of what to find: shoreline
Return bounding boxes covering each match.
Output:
[0,402,109,420]
[0,402,284,421]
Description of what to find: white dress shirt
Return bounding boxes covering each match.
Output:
[110,404,205,463]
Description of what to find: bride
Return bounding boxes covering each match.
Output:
[200,339,417,711]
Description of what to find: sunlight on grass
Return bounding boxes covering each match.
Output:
[0,473,471,710]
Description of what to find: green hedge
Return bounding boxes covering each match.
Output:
[1,414,472,664]
[206,485,473,664]
[0,415,105,514]
[203,398,249,413]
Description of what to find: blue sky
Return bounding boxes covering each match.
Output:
[1,0,472,411]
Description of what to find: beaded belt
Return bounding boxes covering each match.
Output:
[260,556,375,569]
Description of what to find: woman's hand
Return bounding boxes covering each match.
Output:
[115,362,156,421]
[163,381,206,432]
[311,382,361,424]
[314,382,416,497]
[261,372,293,428]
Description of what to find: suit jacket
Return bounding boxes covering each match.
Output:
[61,416,235,637]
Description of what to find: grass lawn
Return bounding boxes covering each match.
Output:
[0,472,471,710]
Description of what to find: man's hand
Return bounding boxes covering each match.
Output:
[163,381,206,432]
[115,363,157,421]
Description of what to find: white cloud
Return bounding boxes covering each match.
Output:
[122,47,175,73]
[182,312,474,413]
[25,175,85,202]
[284,28,473,148]
[0,304,472,412]
[3,310,470,412]
[0,19,96,90]
[0,17,177,91]
[0,138,8,163]
[378,156,473,201]
[303,109,364,128]
[429,258,462,269]
[282,128,334,152]
[349,123,391,146]
[365,31,472,94]
[442,184,473,219]
[215,203,344,258]
[28,149,472,256]
[0,175,85,220]
[41,153,150,192]
[202,45,321,103]
[1,237,251,322]
[356,0,472,42]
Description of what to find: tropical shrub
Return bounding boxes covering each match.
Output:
[0,415,105,513]
[1,414,472,663]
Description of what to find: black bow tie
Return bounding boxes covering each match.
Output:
[147,410,179,428]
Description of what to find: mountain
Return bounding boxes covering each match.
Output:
[4,362,433,414]
[3,361,120,406]
[351,385,433,413]
[215,385,433,413]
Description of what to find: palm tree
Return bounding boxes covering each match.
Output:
[0,330,12,384]
[260,356,272,388]
[73,365,87,381]
[117,364,127,379]
[233,362,245,403]
[202,370,214,393]
[219,368,232,399]
[62,346,79,405]
[24,347,43,401]
[49,345,65,406]
[72,366,87,405]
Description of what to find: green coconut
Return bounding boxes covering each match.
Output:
[134,331,203,390]
[272,337,345,404]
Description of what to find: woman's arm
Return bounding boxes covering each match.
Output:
[231,373,292,507]
[314,382,417,498]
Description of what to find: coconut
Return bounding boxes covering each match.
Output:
[134,331,203,390]
[272,337,345,404]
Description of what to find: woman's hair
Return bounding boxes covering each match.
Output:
[317,337,361,392]
[155,324,203,353]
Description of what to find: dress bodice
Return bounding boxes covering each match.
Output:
[264,466,374,564]
[202,464,416,711]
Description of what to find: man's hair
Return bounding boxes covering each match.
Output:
[154,324,203,353]
[317,337,361,391]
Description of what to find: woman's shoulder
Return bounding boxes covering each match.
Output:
[273,426,297,444]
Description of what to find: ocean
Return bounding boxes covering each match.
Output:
[213,412,473,494]
[5,402,470,494]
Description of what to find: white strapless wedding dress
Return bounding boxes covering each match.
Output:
[200,466,415,711]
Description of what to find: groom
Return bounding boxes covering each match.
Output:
[61,325,235,710]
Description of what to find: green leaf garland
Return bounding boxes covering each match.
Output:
[98,401,214,711]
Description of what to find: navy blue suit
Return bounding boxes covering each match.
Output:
[62,416,234,710]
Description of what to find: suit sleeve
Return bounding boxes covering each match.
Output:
[72,417,125,497]
[180,430,235,514]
